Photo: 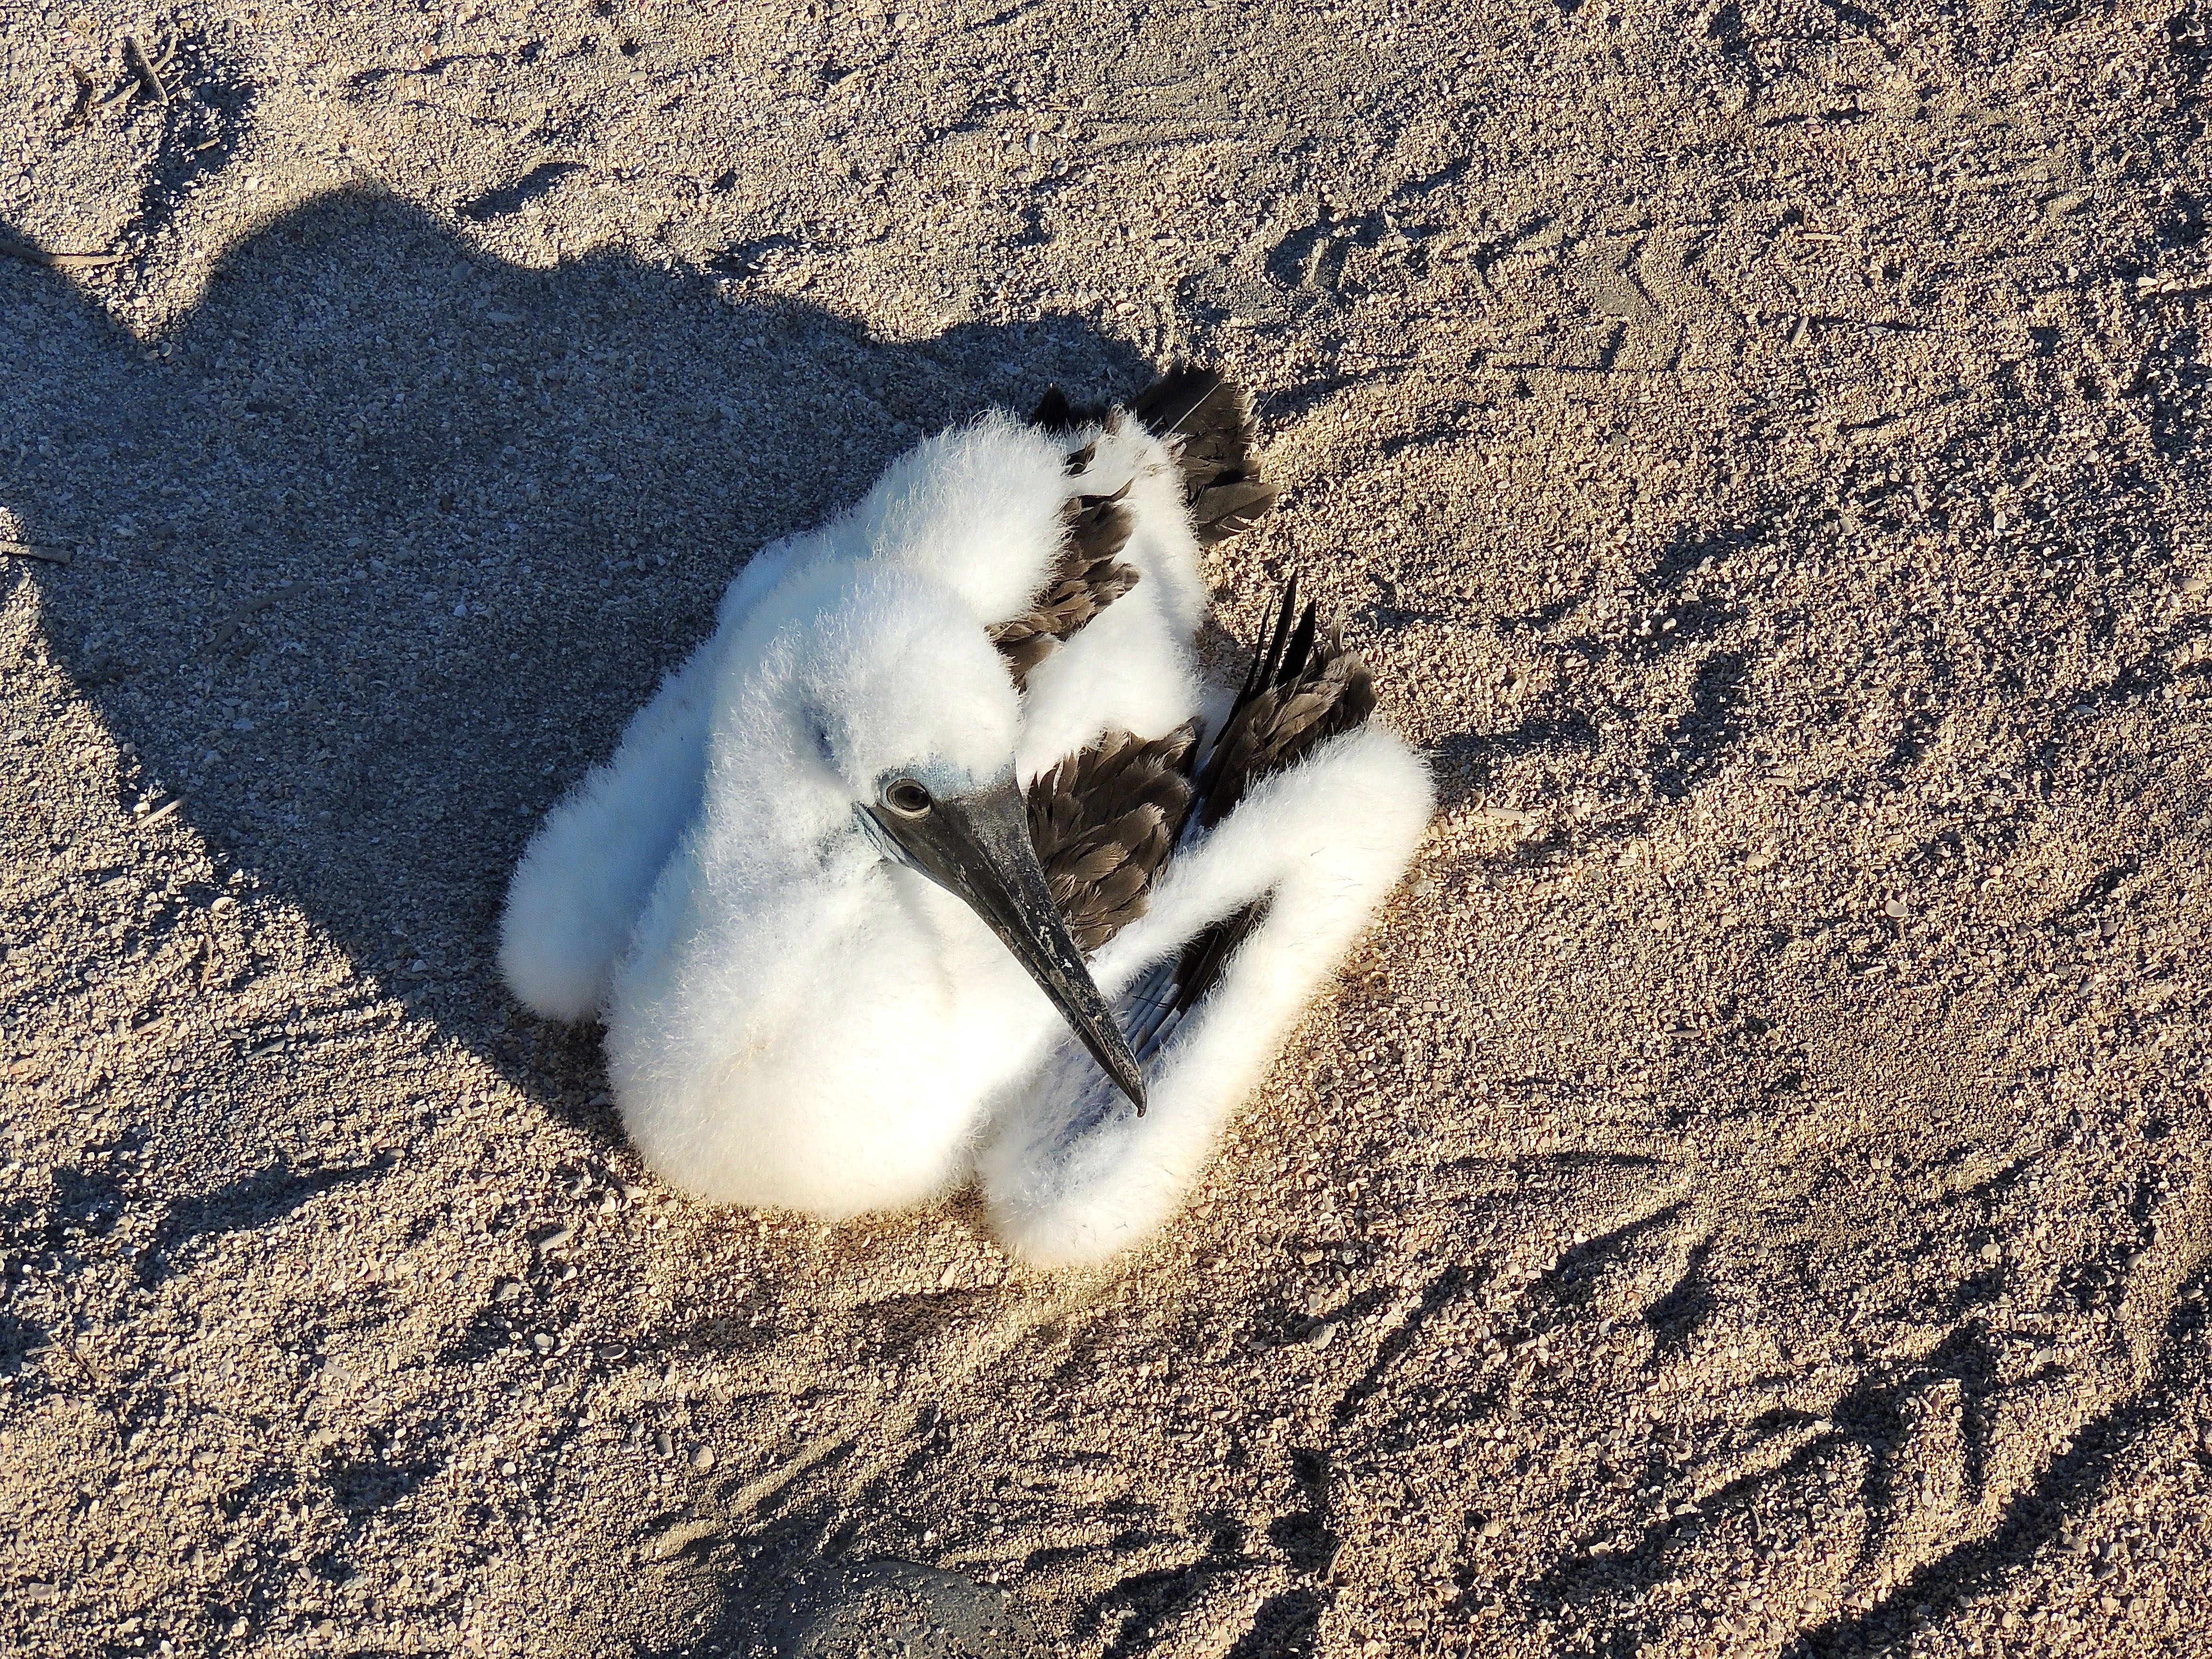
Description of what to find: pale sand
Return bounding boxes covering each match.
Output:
[3,2,2210,1656]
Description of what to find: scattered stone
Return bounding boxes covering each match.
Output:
[1307,1319,1341,1349]
[24,1581,59,1604]
[649,1517,721,1560]
[690,1443,715,1471]
[655,1429,673,1458]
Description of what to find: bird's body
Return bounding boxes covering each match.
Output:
[500,373,1431,1263]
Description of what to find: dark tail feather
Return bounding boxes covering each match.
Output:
[1029,384,1110,433]
[1241,577,1299,712]
[1116,576,1376,1052]
[1191,580,1375,831]
[1276,601,1317,692]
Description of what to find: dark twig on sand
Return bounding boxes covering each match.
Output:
[0,237,125,271]
[125,34,173,106]
[2,539,77,565]
[64,64,96,126]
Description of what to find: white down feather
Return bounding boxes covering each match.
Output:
[497,401,1433,1260]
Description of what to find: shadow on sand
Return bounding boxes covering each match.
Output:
[2,187,1147,1147]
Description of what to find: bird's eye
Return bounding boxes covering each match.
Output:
[882,778,932,817]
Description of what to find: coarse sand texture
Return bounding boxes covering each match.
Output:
[3,3,2211,1657]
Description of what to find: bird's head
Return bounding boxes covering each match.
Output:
[782,569,1146,1112]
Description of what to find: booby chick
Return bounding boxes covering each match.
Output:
[498,371,1432,1264]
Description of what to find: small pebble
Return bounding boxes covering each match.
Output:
[1307,1319,1341,1349]
[25,1581,59,1604]
[655,1429,673,1458]
[539,1225,575,1251]
[530,1332,554,1354]
[494,1279,523,1302]
[689,1443,715,1471]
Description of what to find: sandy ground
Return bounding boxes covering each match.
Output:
[3,1,2211,1656]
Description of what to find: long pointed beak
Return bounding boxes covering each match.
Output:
[866,774,1147,1114]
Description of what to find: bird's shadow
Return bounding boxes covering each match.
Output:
[1,187,1150,1144]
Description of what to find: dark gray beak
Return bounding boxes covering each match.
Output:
[865,773,1147,1114]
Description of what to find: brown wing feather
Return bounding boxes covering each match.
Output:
[1034,367,1280,543]
[1129,367,1281,545]
[1025,726,1198,954]
[1192,577,1375,830]
[1118,583,1376,1034]
[987,486,1141,690]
